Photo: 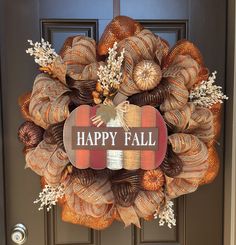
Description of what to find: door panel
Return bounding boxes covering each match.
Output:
[41,20,99,52]
[121,0,189,19]
[39,0,113,40]
[140,20,187,47]
[2,0,226,245]
[42,18,187,245]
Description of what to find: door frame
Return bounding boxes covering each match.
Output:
[0,0,6,244]
[224,0,236,244]
[0,0,235,244]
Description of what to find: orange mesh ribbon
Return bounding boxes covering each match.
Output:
[200,146,220,185]
[18,92,32,121]
[63,176,115,228]
[61,172,165,229]
[72,177,114,204]
[98,16,143,56]
[160,40,209,112]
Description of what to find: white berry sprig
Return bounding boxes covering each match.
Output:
[154,200,176,229]
[26,38,58,67]
[189,71,228,108]
[97,42,125,91]
[34,184,65,211]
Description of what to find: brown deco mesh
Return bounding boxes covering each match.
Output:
[162,39,204,69]
[67,79,97,109]
[160,144,183,177]
[18,92,32,121]
[97,16,143,56]
[72,168,97,187]
[111,169,141,207]
[44,121,65,150]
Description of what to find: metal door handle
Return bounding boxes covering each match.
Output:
[11,224,28,244]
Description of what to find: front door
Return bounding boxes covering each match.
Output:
[1,0,226,244]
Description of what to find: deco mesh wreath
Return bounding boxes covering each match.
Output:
[18,16,228,230]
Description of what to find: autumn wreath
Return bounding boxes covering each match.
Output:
[18,16,227,230]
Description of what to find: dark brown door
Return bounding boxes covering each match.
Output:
[1,0,226,244]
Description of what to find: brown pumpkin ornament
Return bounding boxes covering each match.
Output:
[48,121,65,150]
[128,82,170,107]
[111,170,141,207]
[141,168,165,191]
[59,36,75,57]
[73,168,96,187]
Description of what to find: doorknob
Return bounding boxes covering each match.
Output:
[11,224,28,244]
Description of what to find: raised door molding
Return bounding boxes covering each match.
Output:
[225,0,236,245]
[45,207,99,245]
[41,19,98,52]
[139,20,188,46]
[41,18,188,245]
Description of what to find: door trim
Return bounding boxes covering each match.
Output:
[40,19,99,44]
[0,0,6,243]
[113,0,120,17]
[224,0,236,244]
[0,58,6,245]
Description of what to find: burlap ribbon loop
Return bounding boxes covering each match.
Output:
[26,140,69,186]
[166,133,208,198]
[164,102,214,143]
[29,73,70,129]
[160,55,200,112]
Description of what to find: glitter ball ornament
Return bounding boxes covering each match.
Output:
[133,60,162,91]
